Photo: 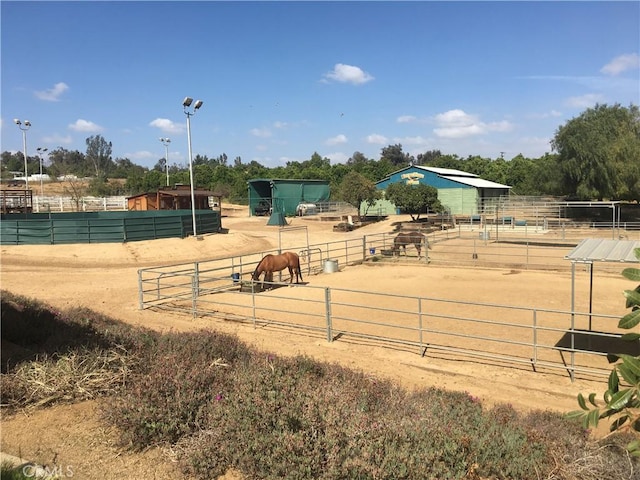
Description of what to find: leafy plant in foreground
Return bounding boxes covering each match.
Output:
[568,247,640,455]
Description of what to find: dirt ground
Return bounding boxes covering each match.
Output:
[0,208,632,479]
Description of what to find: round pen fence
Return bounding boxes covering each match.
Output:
[138,234,639,383]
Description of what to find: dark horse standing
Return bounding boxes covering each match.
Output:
[252,251,303,289]
[393,231,430,259]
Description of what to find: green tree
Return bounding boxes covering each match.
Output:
[460,155,491,177]
[346,151,369,169]
[113,157,145,179]
[2,151,19,176]
[380,144,413,167]
[48,148,90,178]
[415,150,442,165]
[482,157,509,185]
[385,182,443,221]
[551,103,640,200]
[428,154,464,171]
[568,247,640,456]
[338,171,381,220]
[85,135,114,178]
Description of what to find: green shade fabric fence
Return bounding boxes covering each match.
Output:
[0,210,221,245]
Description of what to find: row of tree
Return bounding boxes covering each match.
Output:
[2,103,639,202]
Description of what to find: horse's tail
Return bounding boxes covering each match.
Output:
[296,255,303,282]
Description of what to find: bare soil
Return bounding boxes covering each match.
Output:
[0,207,629,479]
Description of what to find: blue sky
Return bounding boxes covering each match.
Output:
[2,1,639,169]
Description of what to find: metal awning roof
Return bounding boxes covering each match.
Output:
[440,175,512,189]
[565,238,640,263]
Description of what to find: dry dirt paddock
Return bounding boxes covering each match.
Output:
[0,211,634,478]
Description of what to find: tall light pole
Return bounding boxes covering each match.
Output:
[37,147,48,196]
[159,137,171,187]
[14,119,31,190]
[182,97,203,237]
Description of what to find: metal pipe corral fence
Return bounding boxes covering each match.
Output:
[138,234,635,383]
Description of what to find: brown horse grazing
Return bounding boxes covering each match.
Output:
[252,251,303,288]
[392,231,430,259]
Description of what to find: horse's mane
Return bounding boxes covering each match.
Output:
[252,255,266,279]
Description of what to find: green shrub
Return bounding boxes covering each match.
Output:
[3,291,637,479]
[172,356,561,480]
[104,330,252,448]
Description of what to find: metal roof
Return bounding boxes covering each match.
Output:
[440,175,512,189]
[565,238,640,263]
[414,165,478,177]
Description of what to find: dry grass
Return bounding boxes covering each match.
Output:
[1,346,134,410]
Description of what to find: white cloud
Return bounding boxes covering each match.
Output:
[393,136,429,146]
[125,150,156,161]
[564,93,605,108]
[34,82,69,101]
[434,124,484,139]
[149,118,184,135]
[322,63,374,85]
[324,152,349,164]
[250,127,272,138]
[273,121,288,129]
[42,134,72,145]
[325,134,348,146]
[485,120,512,132]
[366,133,388,145]
[600,53,640,76]
[435,109,474,126]
[433,109,513,139]
[396,115,417,123]
[528,110,563,119]
[68,119,103,133]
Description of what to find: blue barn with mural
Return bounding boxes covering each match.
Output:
[370,165,511,216]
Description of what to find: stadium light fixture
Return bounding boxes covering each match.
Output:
[159,137,171,186]
[37,147,48,196]
[183,98,204,237]
[14,119,32,190]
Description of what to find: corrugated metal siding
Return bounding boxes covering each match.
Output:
[438,188,479,215]
[565,239,640,263]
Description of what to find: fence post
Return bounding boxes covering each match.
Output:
[191,274,197,318]
[251,279,257,328]
[345,240,349,265]
[194,261,200,297]
[325,287,332,342]
[138,270,144,309]
[532,309,537,369]
[418,297,424,351]
[570,261,576,383]
[362,236,367,262]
